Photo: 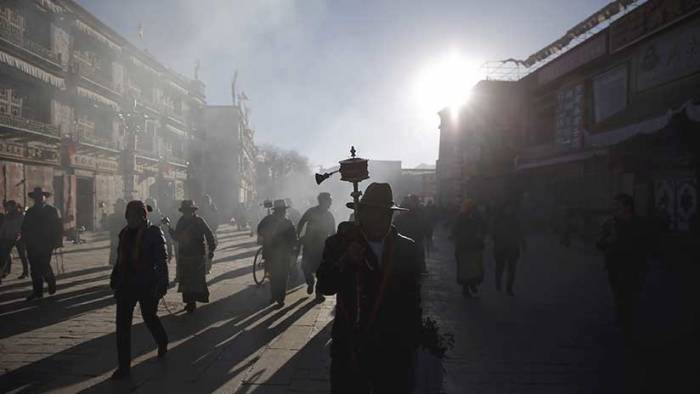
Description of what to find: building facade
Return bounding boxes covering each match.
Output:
[203,103,256,219]
[0,0,205,232]
[437,0,700,238]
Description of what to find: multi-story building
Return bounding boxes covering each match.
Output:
[437,0,700,238]
[203,98,257,219]
[0,0,205,232]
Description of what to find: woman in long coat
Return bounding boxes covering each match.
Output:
[451,199,486,297]
[169,200,216,313]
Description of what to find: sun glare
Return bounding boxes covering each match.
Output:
[414,51,483,115]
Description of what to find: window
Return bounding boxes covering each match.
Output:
[593,65,628,123]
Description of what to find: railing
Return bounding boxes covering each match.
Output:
[0,112,59,136]
[72,55,114,91]
[0,19,60,64]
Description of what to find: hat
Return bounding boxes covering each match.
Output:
[28,186,51,198]
[272,199,289,210]
[346,183,407,211]
[179,200,199,212]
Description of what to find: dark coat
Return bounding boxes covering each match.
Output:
[257,213,297,261]
[169,215,216,258]
[492,211,523,256]
[317,223,422,358]
[110,224,169,297]
[597,215,649,272]
[21,203,61,253]
[451,211,485,252]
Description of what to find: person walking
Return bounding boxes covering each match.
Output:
[297,192,336,302]
[109,200,169,380]
[0,201,29,279]
[257,199,297,307]
[317,183,422,394]
[21,187,62,301]
[492,201,525,296]
[168,200,216,313]
[596,193,649,338]
[450,199,486,298]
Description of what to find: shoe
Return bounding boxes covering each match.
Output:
[276,300,285,308]
[26,293,43,301]
[306,284,314,295]
[48,282,57,295]
[158,343,168,358]
[185,303,196,313]
[110,368,131,380]
[315,294,326,303]
[18,273,28,279]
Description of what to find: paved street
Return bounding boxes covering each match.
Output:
[1,224,698,393]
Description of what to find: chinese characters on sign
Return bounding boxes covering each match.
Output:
[636,19,700,91]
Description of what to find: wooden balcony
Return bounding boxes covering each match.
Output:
[0,112,59,139]
[0,19,60,66]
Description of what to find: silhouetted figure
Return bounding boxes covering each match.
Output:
[168,200,216,313]
[297,192,336,302]
[394,195,428,273]
[257,199,297,307]
[110,200,169,380]
[451,199,486,298]
[107,199,127,267]
[597,193,649,338]
[21,187,61,301]
[0,200,29,279]
[317,183,422,394]
[492,201,525,296]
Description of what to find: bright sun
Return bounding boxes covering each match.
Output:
[414,51,483,115]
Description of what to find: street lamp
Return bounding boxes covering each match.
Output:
[116,98,148,199]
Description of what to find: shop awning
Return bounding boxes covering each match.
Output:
[38,0,64,13]
[516,148,607,171]
[584,100,700,147]
[0,50,65,89]
[76,86,119,110]
[75,20,122,52]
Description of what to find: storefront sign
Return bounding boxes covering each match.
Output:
[26,146,59,165]
[0,141,25,159]
[635,19,700,91]
[610,0,700,53]
[538,33,607,85]
[70,154,96,170]
[96,158,119,173]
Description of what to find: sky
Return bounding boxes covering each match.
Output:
[76,0,612,168]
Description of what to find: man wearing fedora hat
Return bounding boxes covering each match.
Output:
[317,182,422,393]
[21,187,62,300]
[297,192,336,302]
[168,200,216,313]
[257,199,298,307]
